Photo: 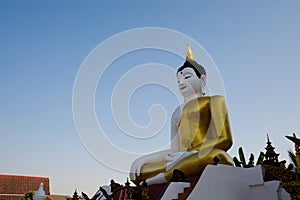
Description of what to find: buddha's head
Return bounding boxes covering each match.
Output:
[177,45,206,98]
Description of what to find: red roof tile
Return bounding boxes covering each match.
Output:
[0,174,50,195]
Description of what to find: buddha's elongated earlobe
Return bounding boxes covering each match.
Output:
[200,74,206,96]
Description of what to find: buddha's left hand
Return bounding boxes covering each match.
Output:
[165,150,198,162]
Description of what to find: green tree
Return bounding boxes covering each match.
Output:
[288,149,297,169]
[233,147,265,168]
[22,190,35,200]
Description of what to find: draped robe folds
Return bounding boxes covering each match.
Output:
[134,96,234,183]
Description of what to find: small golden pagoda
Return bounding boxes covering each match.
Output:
[264,133,300,200]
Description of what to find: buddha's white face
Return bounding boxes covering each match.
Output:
[177,67,205,98]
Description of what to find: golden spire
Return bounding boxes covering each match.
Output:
[186,44,195,61]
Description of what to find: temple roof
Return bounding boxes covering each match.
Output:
[265,134,280,158]
[0,174,50,195]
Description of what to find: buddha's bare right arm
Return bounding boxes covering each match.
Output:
[130,109,181,181]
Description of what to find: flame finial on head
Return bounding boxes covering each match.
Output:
[186,44,195,61]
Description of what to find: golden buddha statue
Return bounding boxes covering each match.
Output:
[130,44,234,185]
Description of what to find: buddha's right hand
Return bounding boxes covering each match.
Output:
[130,158,144,181]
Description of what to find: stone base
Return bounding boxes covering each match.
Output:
[94,165,291,200]
[186,165,290,200]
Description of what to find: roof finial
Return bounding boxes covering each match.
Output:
[186,44,195,61]
[267,133,270,144]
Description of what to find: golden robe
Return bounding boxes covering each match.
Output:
[135,96,233,183]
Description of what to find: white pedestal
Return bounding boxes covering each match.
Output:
[184,165,290,200]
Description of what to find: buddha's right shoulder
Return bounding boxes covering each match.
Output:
[172,106,181,118]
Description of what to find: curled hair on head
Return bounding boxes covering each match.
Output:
[177,60,206,78]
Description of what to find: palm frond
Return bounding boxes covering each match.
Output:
[256,152,265,165]
[288,149,297,168]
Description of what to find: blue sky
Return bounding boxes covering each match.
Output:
[1,0,300,196]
